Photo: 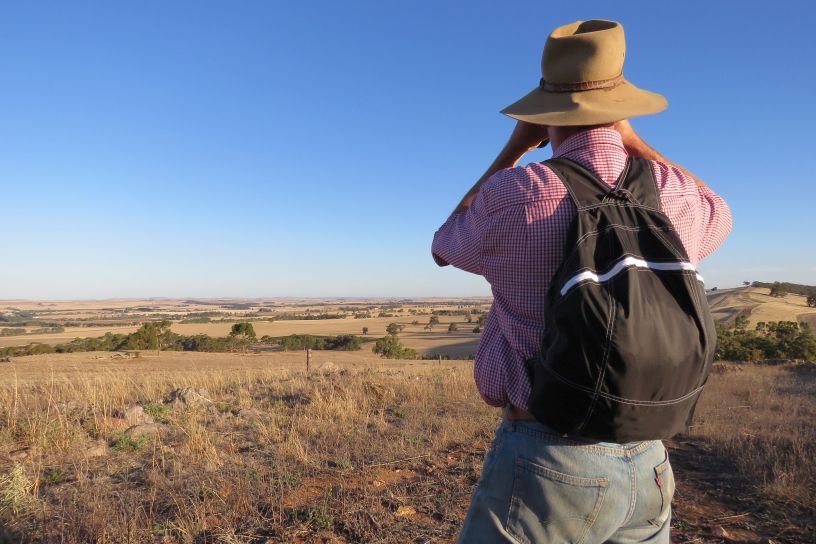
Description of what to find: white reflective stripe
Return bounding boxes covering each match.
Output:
[559,256,704,296]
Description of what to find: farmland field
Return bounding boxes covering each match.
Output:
[5,287,814,354]
[0,298,488,357]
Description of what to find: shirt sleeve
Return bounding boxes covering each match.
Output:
[431,187,491,275]
[696,185,733,261]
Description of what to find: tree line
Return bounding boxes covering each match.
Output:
[0,321,368,357]
[716,318,816,362]
[749,281,816,304]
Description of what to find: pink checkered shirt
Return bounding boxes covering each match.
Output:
[432,127,732,410]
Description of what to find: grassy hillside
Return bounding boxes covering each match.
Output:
[708,287,816,328]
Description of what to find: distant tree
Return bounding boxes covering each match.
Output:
[466,316,473,323]
[362,326,369,335]
[769,282,788,298]
[428,316,440,327]
[472,326,481,334]
[807,291,816,308]
[477,314,488,326]
[743,281,751,287]
[127,320,173,353]
[734,315,749,331]
[447,323,458,333]
[386,323,400,336]
[372,335,417,359]
[229,322,256,340]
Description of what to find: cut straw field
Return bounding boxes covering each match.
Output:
[707,287,816,327]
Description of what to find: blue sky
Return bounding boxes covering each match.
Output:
[1,1,814,298]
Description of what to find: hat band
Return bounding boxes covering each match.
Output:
[539,73,624,92]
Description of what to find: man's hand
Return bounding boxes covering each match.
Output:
[450,121,549,214]
[506,120,550,152]
[613,119,707,188]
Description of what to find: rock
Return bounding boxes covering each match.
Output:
[167,387,213,408]
[124,423,162,439]
[85,440,108,458]
[395,505,417,517]
[8,447,31,461]
[317,361,340,374]
[714,527,734,541]
[116,404,154,425]
[237,408,262,420]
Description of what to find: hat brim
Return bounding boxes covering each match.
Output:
[500,80,667,126]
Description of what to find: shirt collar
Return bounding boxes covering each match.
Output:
[552,127,626,158]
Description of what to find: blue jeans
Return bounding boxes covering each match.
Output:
[458,415,674,544]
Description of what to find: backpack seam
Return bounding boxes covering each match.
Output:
[541,364,707,406]
[575,224,677,246]
[573,255,617,434]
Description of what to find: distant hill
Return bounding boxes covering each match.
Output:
[750,281,815,297]
[707,286,816,328]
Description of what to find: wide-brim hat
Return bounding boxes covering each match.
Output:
[501,20,667,126]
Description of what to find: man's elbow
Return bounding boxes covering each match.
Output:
[432,251,449,267]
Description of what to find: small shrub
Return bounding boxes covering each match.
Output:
[111,434,148,452]
[42,467,65,486]
[143,403,172,423]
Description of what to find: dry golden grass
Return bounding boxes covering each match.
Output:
[687,363,816,506]
[1,353,812,543]
[742,290,816,325]
[0,325,141,349]
[0,352,495,543]
[707,287,816,327]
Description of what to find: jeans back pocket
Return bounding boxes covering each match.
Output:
[507,457,608,544]
[648,451,675,527]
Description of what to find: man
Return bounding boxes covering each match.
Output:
[432,20,731,544]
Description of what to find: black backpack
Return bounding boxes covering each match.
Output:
[526,156,717,442]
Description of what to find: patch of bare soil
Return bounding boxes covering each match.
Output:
[668,437,814,544]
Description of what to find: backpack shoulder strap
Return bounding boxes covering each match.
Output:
[546,156,661,211]
[617,157,662,211]
[545,157,617,209]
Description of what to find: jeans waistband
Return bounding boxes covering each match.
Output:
[500,415,661,457]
